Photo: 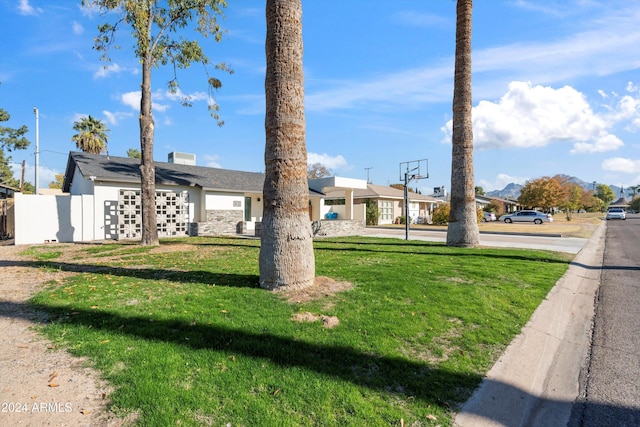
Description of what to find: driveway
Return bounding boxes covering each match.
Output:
[361,227,588,254]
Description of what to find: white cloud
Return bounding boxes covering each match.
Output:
[71,112,88,124]
[10,162,59,187]
[441,81,625,154]
[119,87,214,114]
[102,110,133,126]
[17,0,42,15]
[72,21,84,35]
[94,63,138,79]
[203,155,222,168]
[307,153,348,171]
[165,88,209,103]
[602,157,640,174]
[120,92,141,110]
[477,173,529,192]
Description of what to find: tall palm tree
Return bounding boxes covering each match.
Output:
[627,185,639,199]
[259,0,315,291]
[446,0,479,248]
[71,115,109,154]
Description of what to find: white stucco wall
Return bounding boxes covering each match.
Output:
[14,193,90,245]
[68,170,95,196]
[205,192,244,211]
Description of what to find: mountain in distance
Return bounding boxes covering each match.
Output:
[485,175,625,200]
[486,182,522,199]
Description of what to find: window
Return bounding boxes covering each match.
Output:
[380,201,393,222]
[244,197,252,221]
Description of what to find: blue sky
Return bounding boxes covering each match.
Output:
[2,0,640,194]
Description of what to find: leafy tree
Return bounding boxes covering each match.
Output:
[560,184,583,220]
[518,176,567,211]
[446,0,479,248]
[307,162,330,179]
[365,199,379,226]
[484,199,504,216]
[595,184,615,206]
[127,148,142,159]
[582,191,604,212]
[1,93,30,191]
[487,198,504,216]
[630,196,640,213]
[0,149,17,187]
[390,183,415,193]
[259,0,315,291]
[84,0,229,246]
[71,115,109,154]
[475,186,485,196]
[48,173,64,189]
[0,87,30,153]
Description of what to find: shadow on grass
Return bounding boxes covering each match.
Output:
[0,259,260,288]
[21,300,479,408]
[311,239,572,264]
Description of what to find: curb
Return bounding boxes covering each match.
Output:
[454,220,606,426]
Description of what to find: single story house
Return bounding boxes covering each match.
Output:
[325,183,443,225]
[475,195,520,213]
[13,151,368,245]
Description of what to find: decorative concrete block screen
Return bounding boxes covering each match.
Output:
[117,190,189,239]
[156,191,189,237]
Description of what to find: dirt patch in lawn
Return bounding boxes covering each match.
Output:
[279,276,353,304]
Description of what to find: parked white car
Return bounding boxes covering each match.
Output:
[482,212,497,222]
[501,210,553,224]
[606,207,626,220]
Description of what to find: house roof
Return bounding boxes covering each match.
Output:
[1,183,19,198]
[610,197,630,207]
[476,194,518,205]
[63,151,266,194]
[325,183,440,203]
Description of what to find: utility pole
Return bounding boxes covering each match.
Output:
[365,167,373,184]
[20,160,25,192]
[33,107,39,195]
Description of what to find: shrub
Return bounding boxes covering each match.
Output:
[365,199,379,226]
[432,203,450,225]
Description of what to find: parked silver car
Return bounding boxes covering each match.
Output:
[606,207,626,220]
[501,210,553,224]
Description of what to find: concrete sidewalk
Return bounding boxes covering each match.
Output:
[454,221,605,427]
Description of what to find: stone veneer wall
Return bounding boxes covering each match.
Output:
[311,219,365,237]
[189,210,243,236]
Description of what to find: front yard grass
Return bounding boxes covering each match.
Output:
[27,237,573,426]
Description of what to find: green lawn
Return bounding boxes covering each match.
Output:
[27,237,572,426]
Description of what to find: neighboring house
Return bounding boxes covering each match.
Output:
[13,151,368,244]
[475,195,520,213]
[610,187,630,209]
[325,183,442,225]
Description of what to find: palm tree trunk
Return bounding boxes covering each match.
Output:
[259,0,315,290]
[446,0,479,248]
[139,7,159,247]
